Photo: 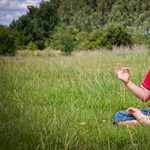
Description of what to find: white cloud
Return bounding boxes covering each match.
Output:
[25,0,36,7]
[6,14,10,18]
[0,0,9,7]
[0,0,50,26]
[0,0,26,10]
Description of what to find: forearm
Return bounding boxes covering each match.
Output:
[137,116,150,125]
[125,80,149,102]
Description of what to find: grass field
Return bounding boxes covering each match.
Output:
[0,49,150,150]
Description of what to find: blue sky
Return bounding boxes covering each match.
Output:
[0,0,49,26]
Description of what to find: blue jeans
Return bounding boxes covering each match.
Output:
[113,108,150,124]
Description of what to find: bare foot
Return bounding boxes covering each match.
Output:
[127,107,150,125]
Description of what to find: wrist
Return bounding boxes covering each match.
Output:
[124,80,130,86]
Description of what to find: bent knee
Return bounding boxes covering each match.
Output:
[113,110,136,125]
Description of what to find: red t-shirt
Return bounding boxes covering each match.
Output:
[141,69,150,92]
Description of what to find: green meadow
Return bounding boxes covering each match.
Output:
[0,50,150,150]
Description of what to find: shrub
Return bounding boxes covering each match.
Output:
[26,41,37,50]
[0,25,16,56]
[77,30,102,50]
[142,34,150,52]
[77,30,112,50]
[103,23,133,49]
[77,24,133,51]
[35,40,46,50]
[130,28,143,45]
[50,24,78,54]
[50,24,134,51]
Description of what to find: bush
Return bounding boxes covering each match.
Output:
[77,24,133,50]
[77,30,102,50]
[50,24,78,54]
[103,23,133,49]
[26,42,37,50]
[142,34,150,52]
[77,30,112,50]
[0,25,16,56]
[26,41,45,51]
[130,28,143,45]
[50,24,134,51]
[35,40,46,50]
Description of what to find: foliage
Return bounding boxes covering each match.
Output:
[77,24,133,50]
[50,24,78,54]
[142,34,150,52]
[7,0,150,52]
[77,30,108,50]
[0,25,16,55]
[129,27,144,45]
[10,1,59,50]
[26,41,37,51]
[35,40,46,50]
[103,23,133,49]
[107,0,150,28]
[58,0,115,30]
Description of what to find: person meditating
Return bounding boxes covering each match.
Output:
[113,64,150,127]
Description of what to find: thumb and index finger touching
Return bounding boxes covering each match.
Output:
[114,63,130,73]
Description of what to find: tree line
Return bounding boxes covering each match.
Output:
[0,0,150,55]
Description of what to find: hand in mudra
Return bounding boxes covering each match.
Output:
[127,107,140,115]
[127,107,150,124]
[114,64,130,84]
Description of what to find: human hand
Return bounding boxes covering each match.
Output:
[127,107,140,115]
[114,64,130,84]
[127,107,150,124]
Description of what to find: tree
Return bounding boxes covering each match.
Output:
[50,24,78,54]
[9,0,150,51]
[0,25,16,55]
[103,23,133,49]
[10,1,59,50]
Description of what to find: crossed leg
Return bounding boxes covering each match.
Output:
[127,107,150,125]
[114,107,150,127]
[117,120,140,127]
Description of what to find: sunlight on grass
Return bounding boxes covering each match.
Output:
[0,51,150,149]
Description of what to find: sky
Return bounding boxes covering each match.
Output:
[0,0,50,26]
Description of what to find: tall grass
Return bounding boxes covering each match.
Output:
[0,51,150,150]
